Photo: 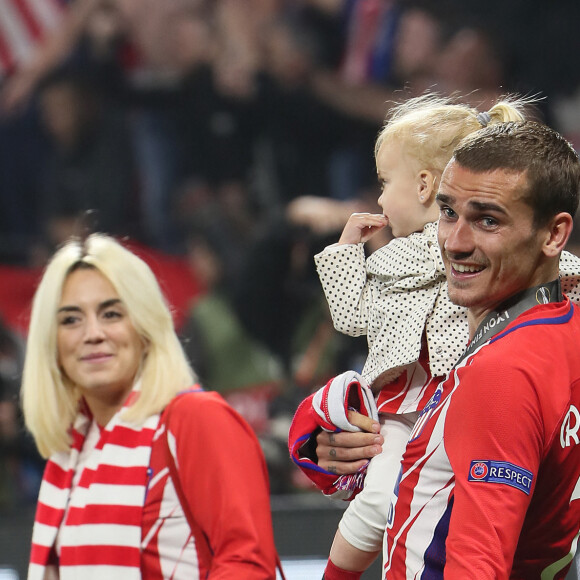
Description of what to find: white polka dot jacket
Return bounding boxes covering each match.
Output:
[314,221,580,388]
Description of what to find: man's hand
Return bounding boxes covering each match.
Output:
[316,410,383,474]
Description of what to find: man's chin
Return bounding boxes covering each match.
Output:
[447,287,477,308]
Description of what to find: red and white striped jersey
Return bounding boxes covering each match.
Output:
[0,0,64,79]
[142,391,278,580]
[384,298,580,579]
[376,339,442,415]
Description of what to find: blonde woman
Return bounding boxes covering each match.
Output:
[23,233,278,580]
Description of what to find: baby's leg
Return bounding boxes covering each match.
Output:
[330,412,417,576]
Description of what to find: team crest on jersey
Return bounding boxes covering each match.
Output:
[408,384,443,442]
[469,462,489,480]
[468,460,533,495]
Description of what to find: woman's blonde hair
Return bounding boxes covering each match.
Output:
[21,234,196,458]
[374,93,533,177]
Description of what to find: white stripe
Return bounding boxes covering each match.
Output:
[99,443,153,466]
[141,509,170,548]
[0,0,36,65]
[385,376,456,576]
[402,379,456,576]
[571,475,580,502]
[158,473,200,580]
[398,363,429,413]
[70,483,146,507]
[38,479,70,509]
[26,0,63,32]
[540,529,580,580]
[149,466,169,491]
[168,430,179,468]
[50,448,77,471]
[153,422,166,442]
[112,415,158,432]
[27,563,46,580]
[61,523,141,547]
[31,521,59,547]
[60,564,142,580]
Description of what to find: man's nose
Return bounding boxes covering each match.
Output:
[442,219,474,256]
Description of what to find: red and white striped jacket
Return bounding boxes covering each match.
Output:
[29,389,278,579]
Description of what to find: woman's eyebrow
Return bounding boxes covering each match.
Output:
[57,298,121,314]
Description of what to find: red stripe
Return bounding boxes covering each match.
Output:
[10,0,42,42]
[81,464,147,485]
[96,425,157,450]
[35,502,65,526]
[0,29,15,75]
[71,427,85,450]
[62,545,141,566]
[29,543,52,564]
[43,461,72,486]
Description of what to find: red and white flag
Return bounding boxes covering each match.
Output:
[0,0,65,79]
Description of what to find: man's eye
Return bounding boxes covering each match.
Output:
[481,217,498,227]
[440,206,456,219]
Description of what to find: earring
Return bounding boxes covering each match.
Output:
[420,195,425,201]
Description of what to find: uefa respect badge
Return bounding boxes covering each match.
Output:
[468,460,533,495]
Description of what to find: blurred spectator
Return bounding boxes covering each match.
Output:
[256,13,377,206]
[434,26,508,110]
[168,6,262,252]
[231,210,363,390]
[181,229,286,412]
[35,68,137,252]
[388,4,444,92]
[339,0,401,85]
[0,108,48,264]
[181,227,299,493]
[0,319,43,511]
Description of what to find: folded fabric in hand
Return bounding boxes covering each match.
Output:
[312,370,379,432]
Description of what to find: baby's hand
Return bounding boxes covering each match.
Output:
[338,213,389,244]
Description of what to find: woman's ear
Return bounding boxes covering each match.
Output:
[417,170,437,205]
[141,336,151,357]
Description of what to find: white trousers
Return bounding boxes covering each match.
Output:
[338,412,418,578]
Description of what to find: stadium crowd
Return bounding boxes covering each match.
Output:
[1,0,580,511]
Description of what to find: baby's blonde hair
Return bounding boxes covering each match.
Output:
[375,93,532,177]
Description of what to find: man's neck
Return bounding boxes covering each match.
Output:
[467,278,563,339]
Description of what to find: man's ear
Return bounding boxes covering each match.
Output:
[417,170,437,205]
[542,212,574,257]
